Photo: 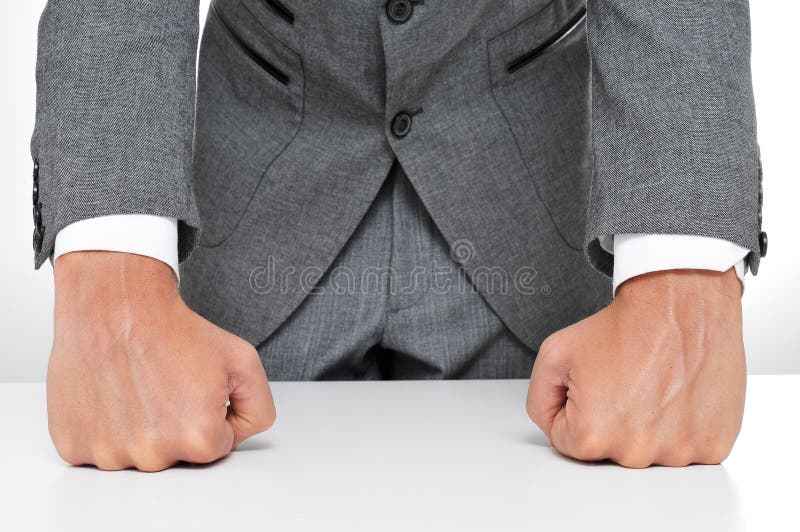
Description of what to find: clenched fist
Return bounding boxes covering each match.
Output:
[527,268,746,468]
[48,251,276,472]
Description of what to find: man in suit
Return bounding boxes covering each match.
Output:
[34,0,765,471]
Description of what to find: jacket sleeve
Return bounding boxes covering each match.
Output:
[30,0,202,268]
[583,0,764,276]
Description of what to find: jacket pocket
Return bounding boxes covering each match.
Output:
[210,3,290,85]
[506,5,586,74]
[262,0,295,24]
[487,0,590,251]
[194,2,304,247]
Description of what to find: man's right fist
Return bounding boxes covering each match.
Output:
[47,251,275,472]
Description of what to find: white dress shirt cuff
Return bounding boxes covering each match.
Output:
[610,234,749,294]
[53,214,180,282]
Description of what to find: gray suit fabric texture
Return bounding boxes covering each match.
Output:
[31,1,764,367]
[259,161,535,380]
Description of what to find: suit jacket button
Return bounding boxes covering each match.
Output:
[759,231,768,258]
[33,158,39,179]
[33,203,42,228]
[386,0,413,24]
[391,112,413,138]
[32,181,39,204]
[33,228,43,253]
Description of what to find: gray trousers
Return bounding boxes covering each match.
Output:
[257,162,535,380]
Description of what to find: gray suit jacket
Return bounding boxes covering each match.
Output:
[31,0,764,350]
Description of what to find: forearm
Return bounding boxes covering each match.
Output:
[31,0,202,268]
[584,0,763,276]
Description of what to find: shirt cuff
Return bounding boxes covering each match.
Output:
[611,234,749,294]
[53,214,180,282]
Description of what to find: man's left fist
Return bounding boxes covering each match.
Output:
[526,268,746,468]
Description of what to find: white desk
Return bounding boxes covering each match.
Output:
[0,376,797,531]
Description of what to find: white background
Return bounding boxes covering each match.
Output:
[0,2,797,380]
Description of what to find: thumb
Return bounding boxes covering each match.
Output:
[224,338,276,449]
[526,335,570,440]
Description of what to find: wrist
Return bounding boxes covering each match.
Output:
[617,268,742,299]
[53,251,180,325]
[614,268,743,328]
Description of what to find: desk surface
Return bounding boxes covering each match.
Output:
[0,376,797,532]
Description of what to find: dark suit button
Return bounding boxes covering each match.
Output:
[759,231,768,258]
[386,0,413,24]
[33,159,40,204]
[33,228,43,253]
[33,203,42,228]
[391,112,413,138]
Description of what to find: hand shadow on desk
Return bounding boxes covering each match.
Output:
[233,438,273,452]
[44,445,277,530]
[167,439,272,470]
[515,430,743,532]
[43,435,276,528]
[520,429,551,447]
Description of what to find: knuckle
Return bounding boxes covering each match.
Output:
[95,462,127,471]
[614,431,656,468]
[134,456,174,473]
[92,451,128,472]
[610,428,655,468]
[696,438,734,465]
[53,440,84,466]
[242,343,259,360]
[49,423,81,463]
[180,421,225,463]
[616,451,653,469]
[130,432,173,472]
[230,344,263,375]
[231,338,259,362]
[525,397,541,426]
[95,456,127,471]
[537,334,563,358]
[254,405,277,433]
[572,430,608,461]
[660,445,695,468]
[182,444,220,464]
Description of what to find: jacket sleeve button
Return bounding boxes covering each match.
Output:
[33,228,43,253]
[758,231,768,258]
[33,203,42,228]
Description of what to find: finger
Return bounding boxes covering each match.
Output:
[90,447,130,471]
[548,405,574,457]
[179,418,235,465]
[551,402,611,462]
[526,337,569,439]
[653,444,694,468]
[226,341,276,448]
[130,448,178,473]
[50,433,92,467]
[221,419,236,454]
